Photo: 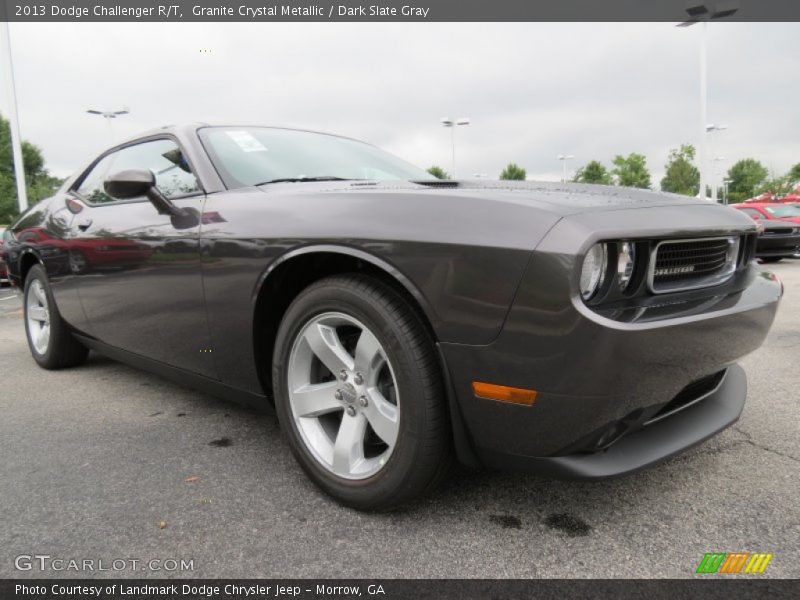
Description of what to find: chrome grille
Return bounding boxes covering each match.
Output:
[648,236,740,293]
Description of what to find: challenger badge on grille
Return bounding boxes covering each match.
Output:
[648,236,740,294]
[654,265,696,276]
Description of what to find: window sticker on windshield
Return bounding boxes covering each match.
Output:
[225,130,267,152]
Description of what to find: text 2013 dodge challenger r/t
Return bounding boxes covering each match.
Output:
[5,124,781,510]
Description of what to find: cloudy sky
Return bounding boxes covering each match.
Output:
[1,22,798,186]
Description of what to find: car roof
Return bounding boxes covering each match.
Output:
[116,122,208,144]
[117,123,362,146]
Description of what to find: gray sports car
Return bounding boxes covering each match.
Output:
[4,124,782,510]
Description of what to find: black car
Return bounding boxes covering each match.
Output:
[4,124,782,510]
[754,219,800,262]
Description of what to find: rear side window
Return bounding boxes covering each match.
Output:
[76,139,200,204]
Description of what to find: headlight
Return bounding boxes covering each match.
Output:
[580,243,607,300]
[616,242,636,291]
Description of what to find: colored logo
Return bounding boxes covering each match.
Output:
[696,552,773,574]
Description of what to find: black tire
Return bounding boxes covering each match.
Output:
[272,273,452,511]
[23,264,88,369]
[760,257,783,263]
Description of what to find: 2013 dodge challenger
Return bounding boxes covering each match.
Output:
[5,124,782,510]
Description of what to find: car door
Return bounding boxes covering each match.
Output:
[68,137,216,378]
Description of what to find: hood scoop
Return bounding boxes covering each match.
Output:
[413,180,460,188]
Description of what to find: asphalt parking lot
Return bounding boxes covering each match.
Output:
[1,263,798,579]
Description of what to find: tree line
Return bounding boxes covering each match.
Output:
[429,146,800,204]
[0,114,64,224]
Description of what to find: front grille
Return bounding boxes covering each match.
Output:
[649,237,740,293]
[763,227,794,235]
[645,370,726,426]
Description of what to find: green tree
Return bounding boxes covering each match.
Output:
[499,162,526,181]
[787,162,800,183]
[725,159,769,204]
[0,113,63,223]
[573,160,611,185]
[426,165,450,180]
[754,174,794,198]
[660,144,700,196]
[611,153,651,189]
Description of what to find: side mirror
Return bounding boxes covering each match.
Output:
[104,169,155,199]
[104,169,185,218]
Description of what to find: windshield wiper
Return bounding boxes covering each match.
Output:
[256,176,351,185]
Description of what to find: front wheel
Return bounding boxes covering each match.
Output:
[272,274,452,511]
[24,264,88,369]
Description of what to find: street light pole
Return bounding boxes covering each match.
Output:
[678,2,739,200]
[87,107,130,145]
[558,155,574,183]
[1,21,28,212]
[712,156,726,202]
[700,20,708,200]
[440,117,470,178]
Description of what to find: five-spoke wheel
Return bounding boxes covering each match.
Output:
[288,312,400,480]
[23,264,88,369]
[273,274,451,511]
[26,279,51,355]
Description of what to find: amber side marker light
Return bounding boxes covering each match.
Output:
[472,381,538,406]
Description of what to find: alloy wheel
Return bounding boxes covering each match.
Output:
[287,312,400,480]
[26,279,51,355]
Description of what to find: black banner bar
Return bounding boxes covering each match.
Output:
[2,0,800,23]
[2,579,799,600]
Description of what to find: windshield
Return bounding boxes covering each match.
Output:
[763,204,800,217]
[198,127,434,188]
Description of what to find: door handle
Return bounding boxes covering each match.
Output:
[76,218,93,232]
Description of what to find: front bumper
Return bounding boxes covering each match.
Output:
[441,208,781,478]
[477,364,745,478]
[755,233,800,257]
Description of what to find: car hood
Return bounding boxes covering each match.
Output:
[257,179,717,216]
[762,220,800,230]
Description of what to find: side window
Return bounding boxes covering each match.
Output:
[75,139,200,205]
[110,139,200,199]
[76,153,118,204]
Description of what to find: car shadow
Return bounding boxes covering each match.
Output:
[74,349,740,535]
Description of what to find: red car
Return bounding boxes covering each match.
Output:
[732,202,800,225]
[733,202,800,259]
[11,227,152,275]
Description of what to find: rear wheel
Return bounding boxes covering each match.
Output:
[272,274,451,510]
[24,264,88,369]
